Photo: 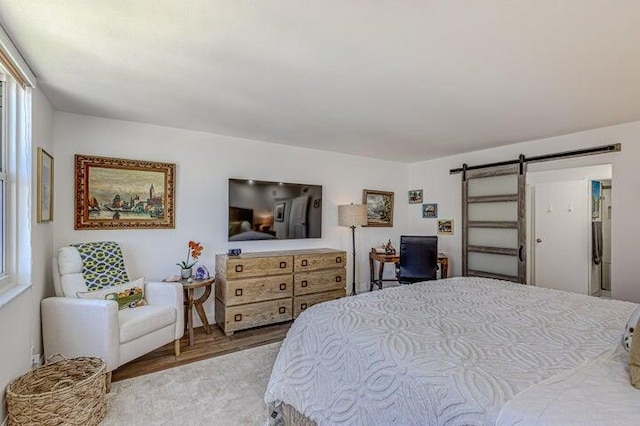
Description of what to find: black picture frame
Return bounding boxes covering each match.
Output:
[274,202,285,222]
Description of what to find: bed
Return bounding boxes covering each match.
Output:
[265,277,640,425]
[229,220,277,241]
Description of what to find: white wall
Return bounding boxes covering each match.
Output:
[53,112,409,321]
[0,87,54,420]
[408,120,640,302]
[0,290,32,420]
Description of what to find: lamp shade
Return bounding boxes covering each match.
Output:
[338,204,368,227]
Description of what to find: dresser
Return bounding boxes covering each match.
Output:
[215,248,346,336]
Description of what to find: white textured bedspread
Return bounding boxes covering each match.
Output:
[265,277,637,425]
[496,345,640,425]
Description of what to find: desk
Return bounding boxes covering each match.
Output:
[369,249,448,291]
[180,277,215,347]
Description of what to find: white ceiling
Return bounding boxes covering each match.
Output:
[1,1,639,162]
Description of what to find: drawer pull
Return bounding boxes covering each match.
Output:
[279,283,287,290]
[234,314,242,322]
[235,288,243,296]
[235,265,243,273]
[336,256,342,263]
[279,307,286,314]
[301,303,308,310]
[301,280,308,288]
[301,259,308,267]
[280,261,287,269]
[335,276,342,283]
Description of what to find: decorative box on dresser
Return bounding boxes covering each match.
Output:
[215,248,347,336]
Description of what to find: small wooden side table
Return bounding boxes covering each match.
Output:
[369,251,400,291]
[180,277,215,347]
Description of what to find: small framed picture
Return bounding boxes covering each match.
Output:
[37,148,54,222]
[422,203,438,218]
[363,189,394,227]
[591,181,601,219]
[437,219,454,235]
[274,202,286,222]
[408,189,423,204]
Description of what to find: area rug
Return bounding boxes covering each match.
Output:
[102,342,281,425]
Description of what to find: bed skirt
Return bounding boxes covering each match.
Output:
[282,403,317,426]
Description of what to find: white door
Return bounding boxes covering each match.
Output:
[534,181,590,294]
[288,195,309,238]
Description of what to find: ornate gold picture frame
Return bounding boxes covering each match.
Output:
[75,154,176,229]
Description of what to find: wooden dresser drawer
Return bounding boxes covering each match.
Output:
[219,275,293,306]
[294,269,345,296]
[294,289,345,318]
[294,252,345,272]
[215,298,292,335]
[225,255,293,279]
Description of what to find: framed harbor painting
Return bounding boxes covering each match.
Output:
[74,154,176,229]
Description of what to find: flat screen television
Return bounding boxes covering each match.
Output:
[228,178,322,241]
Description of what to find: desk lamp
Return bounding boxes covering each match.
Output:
[338,203,368,296]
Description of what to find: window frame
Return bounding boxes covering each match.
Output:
[0,69,31,293]
[0,76,6,284]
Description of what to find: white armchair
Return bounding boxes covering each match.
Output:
[42,245,184,375]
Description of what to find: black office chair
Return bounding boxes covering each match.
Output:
[396,235,438,284]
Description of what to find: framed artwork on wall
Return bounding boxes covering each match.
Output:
[592,180,601,220]
[74,154,176,229]
[363,189,394,227]
[422,203,438,218]
[274,202,286,222]
[437,219,454,235]
[408,189,423,204]
[37,147,54,222]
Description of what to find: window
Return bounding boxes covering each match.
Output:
[0,70,32,291]
[0,28,34,295]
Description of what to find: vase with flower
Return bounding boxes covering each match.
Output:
[177,241,203,279]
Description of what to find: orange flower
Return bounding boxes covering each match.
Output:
[177,241,204,269]
[190,241,203,260]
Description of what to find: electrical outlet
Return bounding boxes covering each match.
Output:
[30,346,42,367]
[31,353,42,367]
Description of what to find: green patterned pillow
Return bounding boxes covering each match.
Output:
[72,241,130,291]
[77,278,147,310]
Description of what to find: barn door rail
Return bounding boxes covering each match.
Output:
[450,143,620,175]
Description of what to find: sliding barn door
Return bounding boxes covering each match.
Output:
[462,161,526,283]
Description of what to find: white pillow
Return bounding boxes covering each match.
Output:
[57,246,83,275]
[77,277,146,310]
[622,305,640,351]
[61,273,89,298]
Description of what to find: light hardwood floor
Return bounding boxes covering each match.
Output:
[112,321,292,382]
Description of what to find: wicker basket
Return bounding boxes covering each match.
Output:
[6,357,107,426]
